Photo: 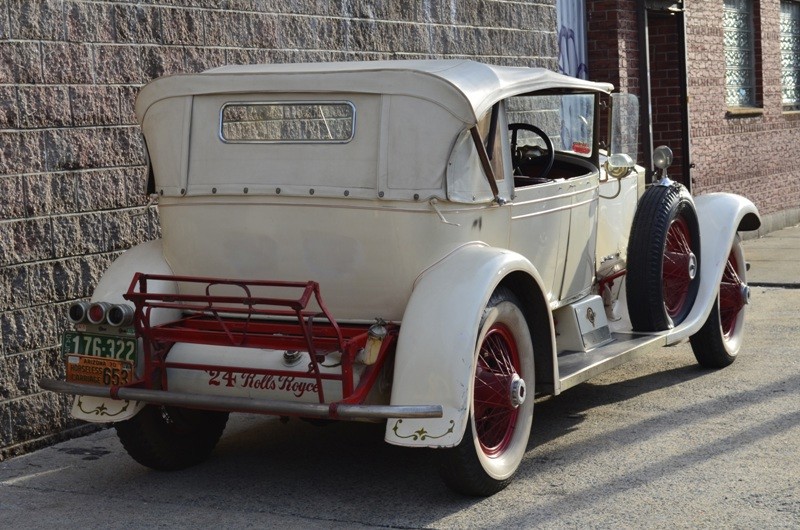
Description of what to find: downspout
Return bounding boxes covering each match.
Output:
[637,2,655,182]
[676,6,693,192]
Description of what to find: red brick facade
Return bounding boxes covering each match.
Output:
[586,0,800,229]
[649,13,686,183]
[586,1,640,94]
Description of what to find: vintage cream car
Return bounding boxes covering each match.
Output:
[42,60,761,496]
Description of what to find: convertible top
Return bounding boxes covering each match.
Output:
[135,60,613,126]
[137,59,613,204]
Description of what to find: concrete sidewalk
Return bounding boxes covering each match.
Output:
[742,223,800,286]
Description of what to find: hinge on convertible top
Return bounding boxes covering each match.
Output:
[469,126,505,205]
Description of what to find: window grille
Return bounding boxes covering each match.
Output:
[781,1,800,110]
[723,0,757,107]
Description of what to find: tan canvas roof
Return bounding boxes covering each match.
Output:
[135,60,614,126]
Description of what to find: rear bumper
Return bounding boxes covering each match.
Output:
[39,379,443,421]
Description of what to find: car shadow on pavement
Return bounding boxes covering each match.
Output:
[529,360,710,448]
[94,356,726,525]
[11,353,794,528]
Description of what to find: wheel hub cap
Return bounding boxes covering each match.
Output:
[510,374,526,408]
[687,252,698,280]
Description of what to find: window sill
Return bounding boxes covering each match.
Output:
[726,106,763,118]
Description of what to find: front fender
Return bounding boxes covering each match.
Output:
[384,242,553,448]
[72,239,178,423]
[666,192,760,344]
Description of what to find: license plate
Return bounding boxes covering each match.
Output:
[62,331,137,362]
[66,355,134,386]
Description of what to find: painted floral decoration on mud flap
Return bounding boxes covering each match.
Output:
[391,419,455,441]
[76,397,131,417]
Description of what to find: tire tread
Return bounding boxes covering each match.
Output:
[626,184,700,331]
[115,405,229,471]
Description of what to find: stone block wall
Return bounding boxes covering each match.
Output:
[0,0,558,459]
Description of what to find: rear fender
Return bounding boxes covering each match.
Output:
[72,239,177,423]
[384,243,555,448]
[666,192,760,344]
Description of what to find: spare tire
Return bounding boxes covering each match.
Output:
[626,183,700,331]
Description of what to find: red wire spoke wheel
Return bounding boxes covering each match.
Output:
[473,323,522,456]
[439,288,535,496]
[718,249,746,338]
[627,184,701,331]
[662,215,697,320]
[691,235,749,368]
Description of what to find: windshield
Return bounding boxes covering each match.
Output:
[506,93,595,157]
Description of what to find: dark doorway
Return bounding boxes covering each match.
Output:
[640,2,692,188]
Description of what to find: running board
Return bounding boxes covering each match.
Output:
[557,332,668,392]
[39,379,443,421]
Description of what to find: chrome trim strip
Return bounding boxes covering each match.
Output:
[511,194,598,221]
[512,185,596,207]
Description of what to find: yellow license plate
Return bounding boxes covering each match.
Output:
[66,355,134,386]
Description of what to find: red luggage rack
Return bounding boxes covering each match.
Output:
[122,272,394,408]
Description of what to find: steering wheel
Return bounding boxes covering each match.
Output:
[508,123,555,181]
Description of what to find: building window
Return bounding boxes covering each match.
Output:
[781,1,800,111]
[723,0,757,107]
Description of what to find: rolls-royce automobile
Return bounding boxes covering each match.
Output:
[42,61,760,496]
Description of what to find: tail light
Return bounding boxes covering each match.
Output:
[69,301,135,326]
[107,304,134,327]
[87,302,112,324]
[68,301,91,323]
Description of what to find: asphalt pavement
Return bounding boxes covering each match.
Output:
[1,225,798,529]
[742,223,800,287]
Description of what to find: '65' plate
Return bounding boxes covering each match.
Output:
[66,355,134,386]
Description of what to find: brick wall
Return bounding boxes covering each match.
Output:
[0,1,558,459]
[685,0,800,224]
[587,0,800,224]
[586,0,640,95]
[649,13,686,184]
[585,0,644,165]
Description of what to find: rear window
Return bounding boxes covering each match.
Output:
[220,102,355,143]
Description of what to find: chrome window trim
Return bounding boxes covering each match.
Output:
[218,100,356,144]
